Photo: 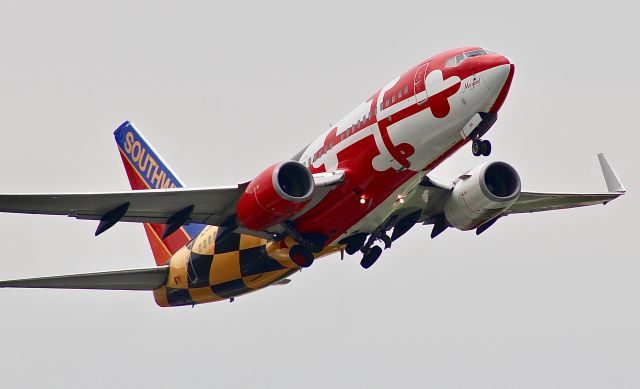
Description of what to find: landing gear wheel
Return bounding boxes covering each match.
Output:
[360,246,383,269]
[472,139,482,156]
[344,233,367,255]
[304,233,327,253]
[480,140,492,156]
[289,245,314,268]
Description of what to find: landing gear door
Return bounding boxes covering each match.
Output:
[414,62,430,105]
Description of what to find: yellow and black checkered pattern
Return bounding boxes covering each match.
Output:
[153,226,340,307]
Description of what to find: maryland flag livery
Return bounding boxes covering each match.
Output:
[0,47,625,307]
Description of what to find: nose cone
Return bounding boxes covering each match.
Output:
[483,57,512,92]
[482,56,514,112]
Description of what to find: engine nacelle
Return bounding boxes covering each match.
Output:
[444,161,521,230]
[237,161,315,231]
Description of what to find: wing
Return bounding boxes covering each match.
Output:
[504,191,621,214]
[380,153,625,240]
[0,171,345,238]
[504,153,625,215]
[0,266,168,290]
[0,185,247,232]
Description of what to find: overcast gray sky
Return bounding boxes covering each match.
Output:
[0,1,637,388]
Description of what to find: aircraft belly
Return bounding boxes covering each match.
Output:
[154,228,341,307]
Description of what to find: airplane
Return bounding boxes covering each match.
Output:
[0,46,625,307]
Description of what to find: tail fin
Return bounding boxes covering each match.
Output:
[114,121,205,265]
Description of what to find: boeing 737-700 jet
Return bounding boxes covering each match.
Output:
[0,47,625,307]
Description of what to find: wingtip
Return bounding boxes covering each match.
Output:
[597,153,626,193]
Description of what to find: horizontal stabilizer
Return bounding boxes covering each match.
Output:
[0,266,168,290]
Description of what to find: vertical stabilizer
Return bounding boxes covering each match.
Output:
[114,121,205,265]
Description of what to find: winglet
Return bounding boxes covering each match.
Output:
[597,153,626,193]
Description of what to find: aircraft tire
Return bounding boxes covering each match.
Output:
[343,233,368,255]
[472,139,482,156]
[305,233,327,253]
[345,243,360,256]
[289,245,314,268]
[481,140,492,156]
[360,246,383,269]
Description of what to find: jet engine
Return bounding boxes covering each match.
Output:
[236,161,315,231]
[444,161,521,230]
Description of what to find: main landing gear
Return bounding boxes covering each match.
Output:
[283,221,327,268]
[472,138,491,157]
[360,246,383,269]
[340,229,392,269]
[289,245,314,268]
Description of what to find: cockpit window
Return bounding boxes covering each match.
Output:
[445,49,489,68]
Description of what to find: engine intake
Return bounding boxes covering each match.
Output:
[444,161,521,230]
[237,161,314,231]
[482,162,521,200]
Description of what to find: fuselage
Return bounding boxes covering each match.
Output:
[296,46,513,244]
[155,46,515,307]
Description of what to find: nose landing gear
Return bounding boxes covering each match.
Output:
[472,138,491,156]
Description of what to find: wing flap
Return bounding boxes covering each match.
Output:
[0,266,169,290]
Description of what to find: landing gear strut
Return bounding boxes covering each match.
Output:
[472,138,491,157]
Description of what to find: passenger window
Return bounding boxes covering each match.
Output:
[385,99,389,107]
[397,91,402,99]
[391,95,395,103]
[404,86,409,95]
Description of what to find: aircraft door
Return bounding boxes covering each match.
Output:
[414,62,430,105]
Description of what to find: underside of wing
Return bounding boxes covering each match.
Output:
[0,185,246,227]
[505,153,625,215]
[0,266,168,290]
[0,169,346,240]
[504,191,622,214]
[364,153,626,240]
